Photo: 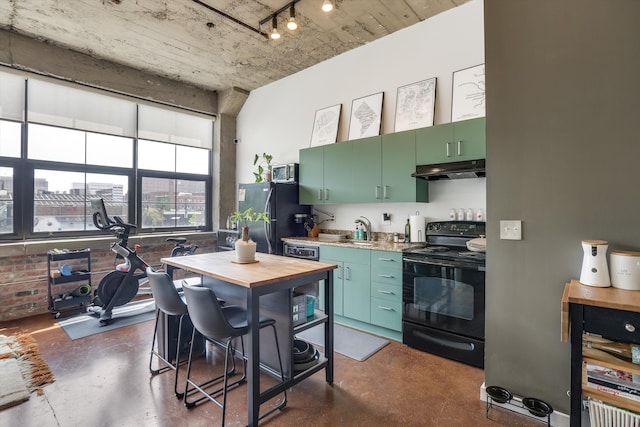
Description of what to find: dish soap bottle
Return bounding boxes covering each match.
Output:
[404,218,411,243]
[449,209,457,220]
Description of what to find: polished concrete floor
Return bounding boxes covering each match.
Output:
[0,313,543,427]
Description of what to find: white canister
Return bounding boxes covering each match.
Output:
[579,240,611,287]
[610,250,640,291]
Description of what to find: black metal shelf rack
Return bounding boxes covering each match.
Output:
[47,249,92,317]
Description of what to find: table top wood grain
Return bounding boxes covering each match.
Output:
[161,251,336,288]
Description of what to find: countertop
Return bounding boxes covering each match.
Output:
[162,250,336,288]
[281,236,425,252]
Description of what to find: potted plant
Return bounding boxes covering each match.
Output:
[229,208,270,262]
[253,153,273,183]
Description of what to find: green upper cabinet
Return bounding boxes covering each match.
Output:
[382,130,428,203]
[416,117,486,165]
[350,136,382,203]
[299,146,324,204]
[299,143,352,204]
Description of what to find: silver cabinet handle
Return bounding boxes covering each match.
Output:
[336,265,342,280]
[378,258,394,262]
[626,323,636,333]
[378,305,394,311]
[325,188,329,200]
[378,274,394,279]
[377,290,394,295]
[345,266,351,280]
[446,142,452,157]
[318,189,323,201]
[383,185,389,199]
[457,140,462,156]
[375,186,381,199]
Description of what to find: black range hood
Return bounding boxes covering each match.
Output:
[412,159,486,180]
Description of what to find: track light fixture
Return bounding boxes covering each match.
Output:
[322,0,333,13]
[270,16,281,40]
[287,4,298,31]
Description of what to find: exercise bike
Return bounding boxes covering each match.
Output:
[90,198,197,325]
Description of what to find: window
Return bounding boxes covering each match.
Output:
[0,70,214,240]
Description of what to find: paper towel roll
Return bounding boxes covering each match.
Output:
[409,215,426,242]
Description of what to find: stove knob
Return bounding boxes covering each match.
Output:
[427,224,434,232]
[433,223,441,232]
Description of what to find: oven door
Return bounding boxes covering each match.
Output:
[402,257,485,340]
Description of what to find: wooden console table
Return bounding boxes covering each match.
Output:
[562,279,640,426]
[163,251,337,426]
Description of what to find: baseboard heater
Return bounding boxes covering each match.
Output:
[589,399,640,427]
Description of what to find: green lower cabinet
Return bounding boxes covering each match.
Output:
[318,261,344,316]
[342,262,371,323]
[370,296,402,332]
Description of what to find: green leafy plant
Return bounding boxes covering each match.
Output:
[253,153,273,183]
[230,208,270,241]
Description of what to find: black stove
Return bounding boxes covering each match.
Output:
[403,221,486,267]
[402,220,486,368]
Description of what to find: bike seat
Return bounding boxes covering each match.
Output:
[166,237,187,244]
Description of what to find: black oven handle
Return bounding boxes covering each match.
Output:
[403,257,485,272]
[414,330,475,351]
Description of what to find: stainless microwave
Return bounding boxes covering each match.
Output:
[272,163,299,183]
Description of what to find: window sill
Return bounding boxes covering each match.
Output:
[0,231,216,257]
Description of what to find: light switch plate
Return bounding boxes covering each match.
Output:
[500,220,522,240]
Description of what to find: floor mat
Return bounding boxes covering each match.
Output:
[295,324,389,362]
[57,299,156,340]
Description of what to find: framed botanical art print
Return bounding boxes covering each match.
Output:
[310,104,341,146]
[451,64,485,122]
[348,92,384,140]
[394,77,436,132]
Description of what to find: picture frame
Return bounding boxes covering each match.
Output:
[310,104,342,146]
[451,64,485,122]
[394,77,436,132]
[348,92,384,140]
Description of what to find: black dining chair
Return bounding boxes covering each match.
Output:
[146,267,193,398]
[181,284,287,425]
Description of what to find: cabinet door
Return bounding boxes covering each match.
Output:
[323,142,352,204]
[382,130,418,202]
[319,258,344,316]
[350,136,382,203]
[342,261,371,323]
[370,297,402,331]
[299,146,324,204]
[453,117,485,161]
[415,123,454,164]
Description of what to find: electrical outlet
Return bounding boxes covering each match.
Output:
[500,220,522,240]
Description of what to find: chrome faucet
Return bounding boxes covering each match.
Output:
[355,216,372,241]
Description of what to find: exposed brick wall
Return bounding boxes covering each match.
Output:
[0,236,216,321]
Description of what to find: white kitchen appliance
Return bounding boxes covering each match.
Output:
[579,240,611,287]
[609,250,640,290]
[409,213,426,242]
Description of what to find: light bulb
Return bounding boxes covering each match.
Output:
[287,5,298,31]
[322,0,333,13]
[270,27,281,40]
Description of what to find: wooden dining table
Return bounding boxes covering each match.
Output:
[161,250,337,426]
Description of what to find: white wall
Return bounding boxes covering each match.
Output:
[236,0,485,234]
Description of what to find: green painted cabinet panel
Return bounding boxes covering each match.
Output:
[382,131,427,202]
[318,260,344,316]
[415,118,485,164]
[350,136,382,203]
[299,146,324,204]
[323,142,352,203]
[453,117,486,161]
[370,297,402,331]
[370,251,402,286]
[320,246,370,323]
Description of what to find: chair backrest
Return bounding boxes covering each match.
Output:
[182,285,239,341]
[146,267,188,317]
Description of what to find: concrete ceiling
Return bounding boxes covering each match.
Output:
[0,0,469,94]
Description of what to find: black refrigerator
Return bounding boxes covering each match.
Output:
[237,182,310,255]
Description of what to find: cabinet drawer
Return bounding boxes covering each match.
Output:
[584,306,640,345]
[321,246,370,265]
[371,297,402,331]
[370,251,402,284]
[371,282,401,303]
